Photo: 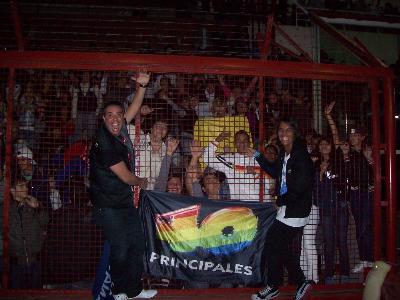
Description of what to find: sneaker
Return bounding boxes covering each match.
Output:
[352,261,374,273]
[131,289,158,299]
[294,280,313,300]
[114,294,129,300]
[251,285,279,300]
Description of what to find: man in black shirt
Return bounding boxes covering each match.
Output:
[90,72,157,300]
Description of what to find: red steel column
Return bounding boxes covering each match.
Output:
[383,77,397,262]
[369,80,381,260]
[258,76,265,203]
[2,68,15,288]
[10,0,25,51]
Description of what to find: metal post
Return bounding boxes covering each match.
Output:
[2,68,15,288]
[383,77,397,262]
[369,80,381,260]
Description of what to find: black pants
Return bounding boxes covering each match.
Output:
[93,206,145,298]
[264,219,305,288]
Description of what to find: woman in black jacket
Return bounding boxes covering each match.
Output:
[250,117,314,300]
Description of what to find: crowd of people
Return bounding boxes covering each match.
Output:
[0,68,375,294]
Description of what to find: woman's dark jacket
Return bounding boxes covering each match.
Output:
[255,139,313,218]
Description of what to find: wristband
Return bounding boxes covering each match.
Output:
[138,83,148,88]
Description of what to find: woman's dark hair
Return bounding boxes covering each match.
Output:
[276,116,300,138]
[316,135,335,164]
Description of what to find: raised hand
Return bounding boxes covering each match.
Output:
[190,140,203,159]
[138,177,148,189]
[324,101,335,115]
[363,145,373,164]
[131,71,150,87]
[166,137,180,156]
[246,147,256,158]
[215,130,230,143]
[320,160,329,173]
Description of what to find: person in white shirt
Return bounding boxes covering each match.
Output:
[203,130,274,202]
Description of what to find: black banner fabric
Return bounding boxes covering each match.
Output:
[139,190,276,286]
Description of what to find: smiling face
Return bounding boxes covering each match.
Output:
[167,177,182,194]
[349,132,365,150]
[278,121,296,153]
[151,121,168,142]
[235,101,248,115]
[234,132,250,155]
[103,104,124,136]
[319,139,332,156]
[203,173,220,198]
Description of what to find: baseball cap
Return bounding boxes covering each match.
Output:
[15,145,37,164]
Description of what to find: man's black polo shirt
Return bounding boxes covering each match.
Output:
[90,122,134,208]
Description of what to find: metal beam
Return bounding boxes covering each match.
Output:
[383,77,397,263]
[272,40,309,62]
[10,0,25,51]
[261,14,274,59]
[0,51,393,82]
[274,24,313,62]
[294,1,383,68]
[353,37,387,68]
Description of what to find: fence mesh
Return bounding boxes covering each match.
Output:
[1,67,375,289]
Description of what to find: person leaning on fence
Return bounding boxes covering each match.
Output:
[89,71,157,300]
[9,179,49,289]
[249,117,314,300]
[325,101,374,273]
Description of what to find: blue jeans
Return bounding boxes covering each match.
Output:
[350,190,373,261]
[93,206,145,297]
[321,197,349,277]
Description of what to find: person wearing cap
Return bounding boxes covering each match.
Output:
[325,101,374,273]
[348,126,374,273]
[13,145,56,210]
[90,72,157,300]
[185,140,229,201]
[9,179,48,289]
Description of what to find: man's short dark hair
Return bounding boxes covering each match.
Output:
[102,101,124,115]
[234,130,250,141]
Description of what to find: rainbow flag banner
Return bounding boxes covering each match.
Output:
[140,190,276,286]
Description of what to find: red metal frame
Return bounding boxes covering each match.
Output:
[10,0,25,51]
[0,49,397,290]
[262,14,275,59]
[383,78,397,263]
[2,68,15,288]
[369,80,382,260]
[0,51,393,81]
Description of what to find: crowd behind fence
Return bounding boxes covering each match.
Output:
[0,67,376,289]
